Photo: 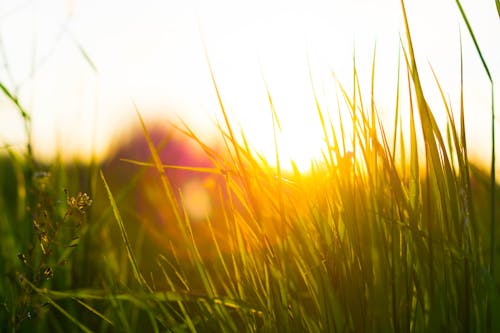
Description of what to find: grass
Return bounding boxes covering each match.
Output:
[0,1,499,332]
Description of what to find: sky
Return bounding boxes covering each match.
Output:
[0,0,499,172]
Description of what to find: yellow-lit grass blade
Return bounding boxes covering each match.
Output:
[309,62,334,167]
[100,170,149,290]
[401,3,460,241]
[330,84,347,159]
[202,41,259,217]
[429,65,461,168]
[134,104,182,222]
[370,44,378,174]
[428,66,464,230]
[201,51,263,221]
[401,3,458,325]
[120,158,224,175]
[400,2,451,165]
[458,33,477,247]
[459,34,468,171]
[174,117,230,164]
[392,48,402,161]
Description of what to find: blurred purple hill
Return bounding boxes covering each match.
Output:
[98,122,235,260]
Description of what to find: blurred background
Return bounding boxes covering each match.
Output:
[0,0,498,172]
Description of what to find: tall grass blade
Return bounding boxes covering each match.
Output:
[455,1,493,82]
[392,48,402,160]
[0,81,32,159]
[73,298,114,326]
[44,297,93,333]
[100,170,149,290]
[455,2,497,330]
[134,104,182,223]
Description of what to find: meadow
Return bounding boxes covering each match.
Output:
[1,1,499,332]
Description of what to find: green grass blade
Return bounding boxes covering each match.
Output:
[0,82,30,121]
[73,298,114,326]
[455,1,492,82]
[44,297,93,333]
[100,170,149,290]
[455,1,496,329]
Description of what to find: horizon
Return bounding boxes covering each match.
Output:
[0,0,498,174]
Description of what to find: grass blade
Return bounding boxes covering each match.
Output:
[454,2,496,330]
[134,104,182,222]
[100,170,149,290]
[44,297,93,333]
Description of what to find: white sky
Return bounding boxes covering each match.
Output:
[0,0,498,172]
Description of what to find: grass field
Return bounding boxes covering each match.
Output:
[1,1,499,332]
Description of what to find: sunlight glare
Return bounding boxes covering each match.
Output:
[0,0,498,174]
[182,179,212,220]
[198,3,338,171]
